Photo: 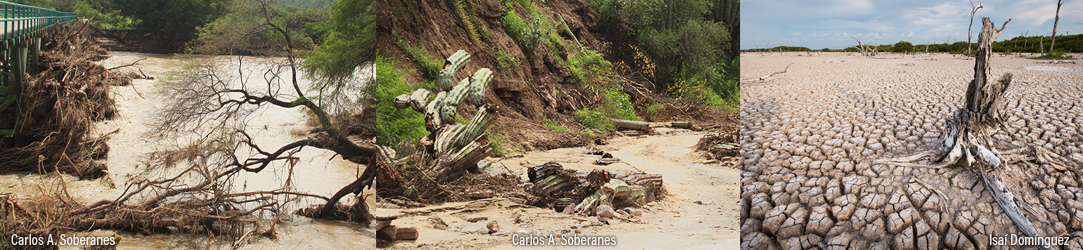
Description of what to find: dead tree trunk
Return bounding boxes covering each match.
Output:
[611,118,650,131]
[967,0,983,56]
[1049,0,1063,56]
[879,17,1058,250]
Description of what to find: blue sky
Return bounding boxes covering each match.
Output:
[741,0,1083,50]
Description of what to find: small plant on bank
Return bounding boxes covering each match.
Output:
[487,129,512,157]
[602,87,638,121]
[542,119,576,134]
[394,37,443,80]
[575,108,614,131]
[495,49,520,71]
[645,102,665,121]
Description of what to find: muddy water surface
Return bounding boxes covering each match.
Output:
[95,52,374,249]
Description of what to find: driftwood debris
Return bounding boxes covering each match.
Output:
[851,36,878,57]
[610,118,650,131]
[671,121,692,129]
[879,17,1063,250]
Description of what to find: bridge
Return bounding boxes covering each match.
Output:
[0,1,77,142]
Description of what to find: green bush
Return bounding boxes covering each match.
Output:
[500,9,553,53]
[500,10,533,52]
[567,48,611,84]
[370,57,431,146]
[893,41,914,53]
[575,109,613,131]
[640,19,728,90]
[602,87,638,121]
[542,119,575,134]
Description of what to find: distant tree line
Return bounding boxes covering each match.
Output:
[743,34,1083,55]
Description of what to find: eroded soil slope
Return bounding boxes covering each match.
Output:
[740,52,1083,249]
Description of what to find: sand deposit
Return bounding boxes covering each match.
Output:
[740,52,1083,249]
[373,128,740,249]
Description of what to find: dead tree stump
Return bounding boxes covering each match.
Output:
[880,17,1062,250]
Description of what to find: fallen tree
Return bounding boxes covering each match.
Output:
[879,17,1067,250]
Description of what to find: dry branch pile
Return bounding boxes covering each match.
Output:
[0,19,129,179]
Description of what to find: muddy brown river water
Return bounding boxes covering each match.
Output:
[1,52,377,249]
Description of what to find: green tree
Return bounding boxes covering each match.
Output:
[640,19,728,91]
[894,41,913,53]
[112,0,230,50]
[302,0,376,84]
[189,0,329,55]
[301,0,377,116]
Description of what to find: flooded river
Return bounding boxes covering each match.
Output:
[54,52,375,249]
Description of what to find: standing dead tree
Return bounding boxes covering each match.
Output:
[967,0,983,56]
[1049,0,1064,56]
[879,17,1066,250]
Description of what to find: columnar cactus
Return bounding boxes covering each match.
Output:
[391,49,496,182]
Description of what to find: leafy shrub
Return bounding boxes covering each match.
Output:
[640,19,728,90]
[668,77,733,111]
[500,10,533,52]
[370,57,431,146]
[602,87,638,121]
[575,109,613,131]
[500,10,553,53]
[567,48,612,84]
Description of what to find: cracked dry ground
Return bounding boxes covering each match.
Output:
[739,52,1083,250]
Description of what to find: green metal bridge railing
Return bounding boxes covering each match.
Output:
[0,1,77,140]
